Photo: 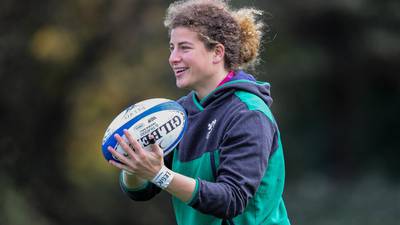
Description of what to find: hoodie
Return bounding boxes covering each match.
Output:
[120,70,290,225]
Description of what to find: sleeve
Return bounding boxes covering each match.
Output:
[120,151,174,201]
[189,109,277,218]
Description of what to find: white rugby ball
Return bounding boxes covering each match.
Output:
[101,98,187,162]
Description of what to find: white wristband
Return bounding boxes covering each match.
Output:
[151,165,174,189]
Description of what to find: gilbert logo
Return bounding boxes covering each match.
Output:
[206,119,217,139]
[139,115,182,148]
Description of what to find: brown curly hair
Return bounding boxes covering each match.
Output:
[164,0,264,70]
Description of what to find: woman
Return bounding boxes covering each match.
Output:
[108,0,290,224]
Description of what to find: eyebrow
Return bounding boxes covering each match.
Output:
[169,41,194,46]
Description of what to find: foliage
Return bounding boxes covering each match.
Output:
[0,0,399,224]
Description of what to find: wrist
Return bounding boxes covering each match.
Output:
[151,165,174,189]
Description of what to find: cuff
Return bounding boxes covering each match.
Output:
[185,177,200,205]
[119,171,150,192]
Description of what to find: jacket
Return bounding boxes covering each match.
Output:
[120,70,290,225]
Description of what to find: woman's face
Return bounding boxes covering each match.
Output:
[169,27,215,91]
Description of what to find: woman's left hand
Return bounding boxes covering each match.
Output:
[107,129,164,181]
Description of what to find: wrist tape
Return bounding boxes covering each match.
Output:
[151,165,174,189]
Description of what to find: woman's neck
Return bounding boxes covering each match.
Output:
[195,68,230,100]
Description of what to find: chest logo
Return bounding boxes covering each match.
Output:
[206,119,217,140]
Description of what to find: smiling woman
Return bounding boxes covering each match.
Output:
[107,1,291,225]
[169,27,220,98]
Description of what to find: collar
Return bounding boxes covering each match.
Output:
[217,70,235,87]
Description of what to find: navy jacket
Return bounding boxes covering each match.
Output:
[120,71,290,225]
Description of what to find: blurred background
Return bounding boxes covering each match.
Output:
[0,0,399,224]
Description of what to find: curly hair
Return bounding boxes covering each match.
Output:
[164,0,264,70]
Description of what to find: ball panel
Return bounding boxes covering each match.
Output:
[101,99,187,163]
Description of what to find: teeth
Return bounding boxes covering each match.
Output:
[176,68,187,73]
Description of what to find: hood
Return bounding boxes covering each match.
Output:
[185,70,273,113]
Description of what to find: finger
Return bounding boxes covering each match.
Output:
[114,133,136,158]
[116,131,137,159]
[123,129,143,154]
[108,146,132,166]
[130,133,149,158]
[149,136,156,145]
[149,137,163,158]
[109,160,135,174]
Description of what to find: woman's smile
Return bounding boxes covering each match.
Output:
[173,66,189,77]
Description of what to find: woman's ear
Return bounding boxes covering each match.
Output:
[212,43,225,64]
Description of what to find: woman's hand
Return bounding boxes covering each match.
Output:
[107,129,164,181]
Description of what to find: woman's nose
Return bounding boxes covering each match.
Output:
[169,49,181,65]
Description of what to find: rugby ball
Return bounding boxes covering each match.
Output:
[101,98,187,162]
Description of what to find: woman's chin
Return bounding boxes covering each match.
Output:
[176,80,190,89]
